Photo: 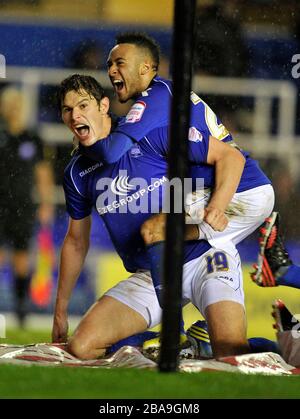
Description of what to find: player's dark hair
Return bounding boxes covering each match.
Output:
[115,32,160,71]
[58,74,106,108]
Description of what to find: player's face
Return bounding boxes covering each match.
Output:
[61,90,105,146]
[107,43,146,103]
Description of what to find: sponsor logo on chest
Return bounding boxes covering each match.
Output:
[79,162,102,177]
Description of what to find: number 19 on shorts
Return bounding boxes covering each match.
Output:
[206,251,229,274]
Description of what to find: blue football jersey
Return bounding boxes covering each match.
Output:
[64,76,271,273]
[81,76,270,192]
[64,146,211,273]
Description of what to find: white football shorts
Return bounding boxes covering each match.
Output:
[105,184,274,328]
[105,245,243,329]
[194,184,274,251]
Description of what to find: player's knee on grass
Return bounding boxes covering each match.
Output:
[67,335,107,360]
[67,296,149,360]
[140,214,166,245]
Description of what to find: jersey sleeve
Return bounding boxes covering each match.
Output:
[116,83,171,140]
[79,132,134,164]
[187,131,210,164]
[153,122,210,164]
[63,161,93,220]
[138,121,210,164]
[186,92,232,164]
[191,92,232,141]
[79,81,172,164]
[144,124,209,164]
[144,91,229,165]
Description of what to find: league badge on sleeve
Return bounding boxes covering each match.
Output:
[188,127,203,143]
[125,101,146,123]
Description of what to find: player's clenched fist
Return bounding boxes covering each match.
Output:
[204,206,228,231]
[141,213,167,245]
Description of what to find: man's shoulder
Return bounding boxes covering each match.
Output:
[64,153,82,177]
[140,76,172,100]
[152,76,172,95]
[64,153,103,184]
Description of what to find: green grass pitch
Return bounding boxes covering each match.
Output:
[1,328,300,399]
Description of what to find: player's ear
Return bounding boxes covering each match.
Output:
[140,61,151,76]
[99,97,110,114]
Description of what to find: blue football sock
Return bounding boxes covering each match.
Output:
[146,242,165,306]
[146,242,185,335]
[107,331,159,354]
[185,320,280,355]
[276,264,300,289]
[248,337,280,354]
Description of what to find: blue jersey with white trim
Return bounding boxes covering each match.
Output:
[117,76,270,191]
[64,76,271,272]
[63,148,211,273]
[82,76,270,191]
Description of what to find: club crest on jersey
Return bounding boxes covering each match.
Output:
[126,101,146,123]
[188,127,203,143]
[130,144,143,158]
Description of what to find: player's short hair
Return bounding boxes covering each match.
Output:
[115,32,160,71]
[58,74,106,108]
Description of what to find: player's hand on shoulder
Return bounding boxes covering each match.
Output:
[204,206,228,232]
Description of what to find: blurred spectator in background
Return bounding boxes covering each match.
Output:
[269,161,300,242]
[40,39,106,124]
[193,0,249,132]
[0,86,55,327]
[194,0,248,78]
[68,39,105,71]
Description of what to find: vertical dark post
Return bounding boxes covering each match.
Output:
[159,0,196,372]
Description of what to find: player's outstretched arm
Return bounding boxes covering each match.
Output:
[204,135,245,231]
[52,216,91,343]
[79,131,134,164]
